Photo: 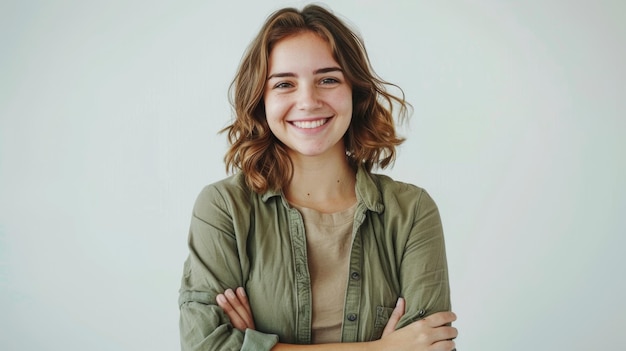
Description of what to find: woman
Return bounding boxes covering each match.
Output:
[179,4,457,351]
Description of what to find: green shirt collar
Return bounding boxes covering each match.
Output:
[260,167,384,213]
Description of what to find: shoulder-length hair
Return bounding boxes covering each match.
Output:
[222,4,409,193]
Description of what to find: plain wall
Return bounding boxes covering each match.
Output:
[1,0,624,350]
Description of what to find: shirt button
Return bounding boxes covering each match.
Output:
[418,309,426,317]
[347,313,358,322]
[350,271,360,280]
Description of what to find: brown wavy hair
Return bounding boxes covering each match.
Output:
[222,4,409,193]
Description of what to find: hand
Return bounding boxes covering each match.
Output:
[216,287,256,331]
[382,297,406,337]
[378,298,458,351]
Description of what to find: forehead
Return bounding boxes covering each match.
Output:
[267,32,339,73]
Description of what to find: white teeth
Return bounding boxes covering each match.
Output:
[292,119,327,129]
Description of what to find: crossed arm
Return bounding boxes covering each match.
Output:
[216,287,458,351]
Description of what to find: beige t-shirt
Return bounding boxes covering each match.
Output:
[295,203,357,344]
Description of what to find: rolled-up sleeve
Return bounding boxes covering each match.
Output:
[179,184,279,351]
[396,189,451,328]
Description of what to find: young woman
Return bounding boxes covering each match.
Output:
[179,5,457,351]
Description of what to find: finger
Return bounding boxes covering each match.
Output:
[216,293,231,311]
[224,289,247,317]
[216,293,248,331]
[236,287,252,314]
[225,289,255,329]
[235,287,255,329]
[422,311,457,328]
[382,297,405,337]
[431,326,458,343]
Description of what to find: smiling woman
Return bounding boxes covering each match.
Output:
[264,32,353,174]
[178,4,457,351]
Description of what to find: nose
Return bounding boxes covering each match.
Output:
[296,85,322,110]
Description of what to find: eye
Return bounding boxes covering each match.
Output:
[273,81,294,89]
[320,77,340,85]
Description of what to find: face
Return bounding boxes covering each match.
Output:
[264,31,352,160]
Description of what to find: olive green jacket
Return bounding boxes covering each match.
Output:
[179,168,450,350]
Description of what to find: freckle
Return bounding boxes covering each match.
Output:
[307,193,310,196]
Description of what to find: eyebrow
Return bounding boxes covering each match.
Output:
[267,67,343,80]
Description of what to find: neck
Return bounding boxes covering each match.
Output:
[285,151,357,213]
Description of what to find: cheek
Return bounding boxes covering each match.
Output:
[263,96,286,122]
[335,89,353,116]
[263,98,286,137]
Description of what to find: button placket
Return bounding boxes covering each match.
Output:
[289,208,312,344]
[342,227,363,341]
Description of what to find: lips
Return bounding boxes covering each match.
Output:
[290,118,330,129]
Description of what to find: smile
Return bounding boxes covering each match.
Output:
[291,118,330,129]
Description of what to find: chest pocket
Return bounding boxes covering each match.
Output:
[370,305,395,341]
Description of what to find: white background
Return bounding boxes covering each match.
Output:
[1,0,625,350]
